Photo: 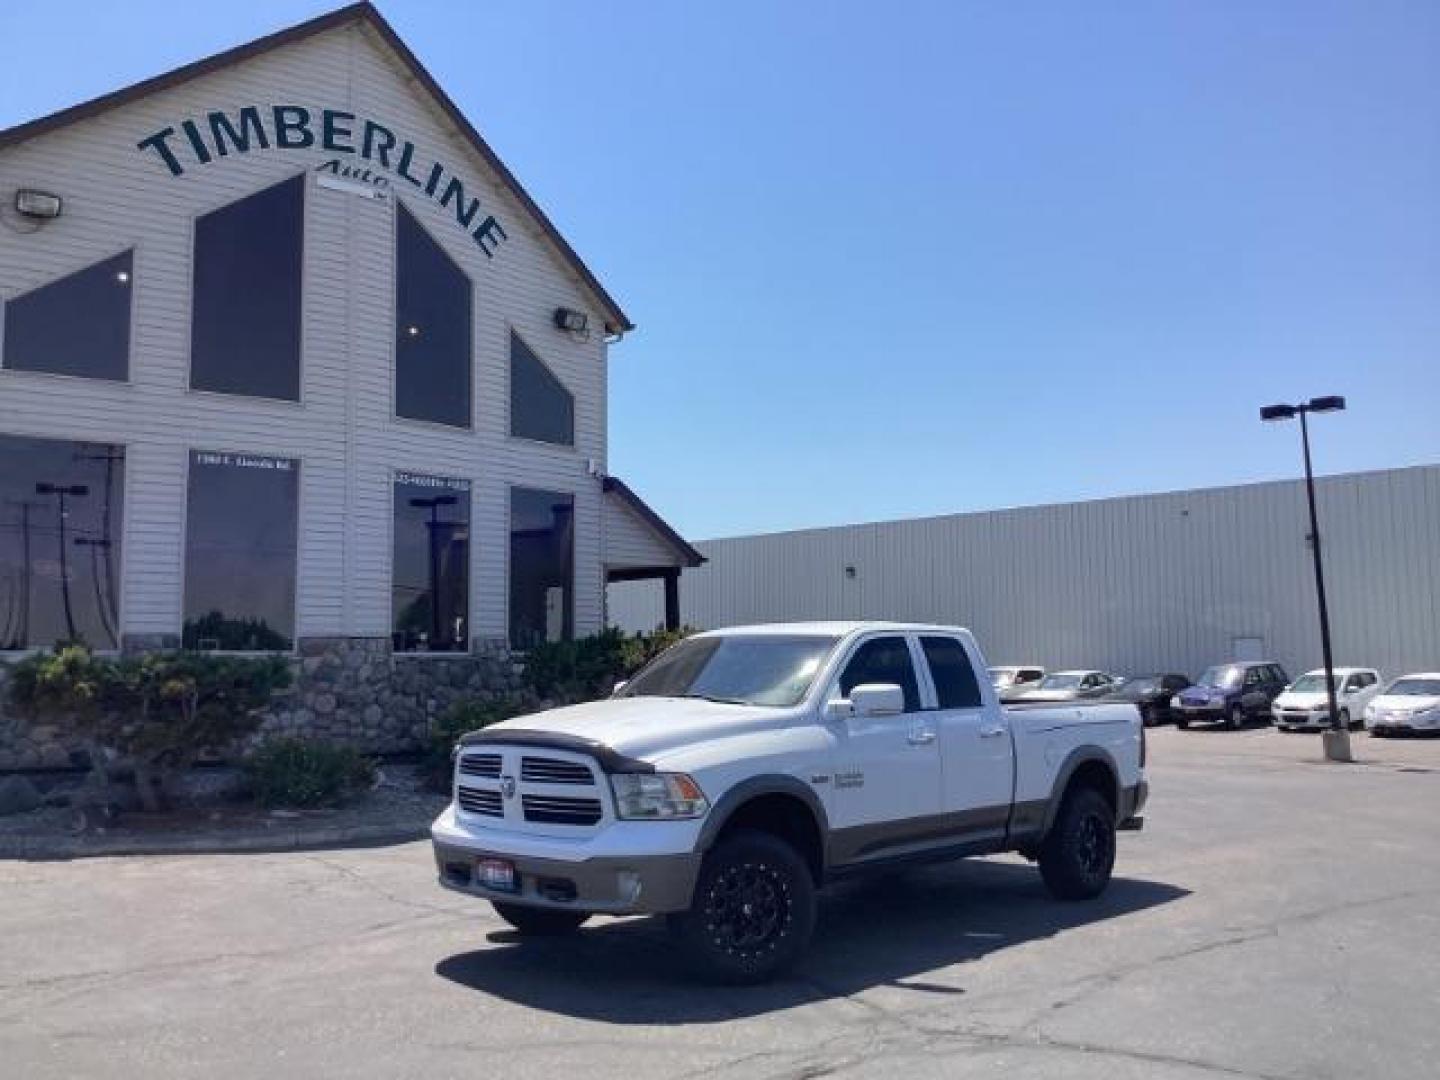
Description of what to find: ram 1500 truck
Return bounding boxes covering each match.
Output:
[432,622,1148,982]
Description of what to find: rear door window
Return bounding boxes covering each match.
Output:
[920,636,982,709]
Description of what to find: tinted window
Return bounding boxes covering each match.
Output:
[510,332,574,445]
[183,451,297,650]
[190,176,303,400]
[392,473,470,652]
[4,251,132,381]
[0,434,124,650]
[395,203,472,428]
[509,487,573,649]
[921,636,982,709]
[839,636,920,712]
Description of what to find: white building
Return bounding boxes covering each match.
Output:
[609,465,1440,683]
[0,4,700,758]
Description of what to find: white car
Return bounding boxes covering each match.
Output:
[1271,668,1382,731]
[432,622,1146,982]
[1364,673,1440,735]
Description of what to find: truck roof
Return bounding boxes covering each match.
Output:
[694,620,973,639]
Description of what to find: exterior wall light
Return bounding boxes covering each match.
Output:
[15,189,64,219]
[553,307,588,333]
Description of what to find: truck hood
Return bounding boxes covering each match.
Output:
[477,696,778,764]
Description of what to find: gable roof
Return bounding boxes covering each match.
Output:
[0,1,633,335]
[603,477,706,568]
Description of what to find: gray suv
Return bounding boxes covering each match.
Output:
[1173,661,1290,729]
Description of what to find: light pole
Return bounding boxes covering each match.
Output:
[409,494,457,649]
[1260,395,1348,762]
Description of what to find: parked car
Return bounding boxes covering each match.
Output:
[989,665,1045,702]
[432,622,1147,982]
[1172,661,1289,729]
[1271,668,1382,731]
[1013,670,1119,703]
[1363,673,1440,736]
[1101,673,1192,726]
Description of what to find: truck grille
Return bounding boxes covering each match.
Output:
[521,756,594,785]
[521,795,603,826]
[453,743,609,831]
[458,753,502,779]
[456,788,503,817]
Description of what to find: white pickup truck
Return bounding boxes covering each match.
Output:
[432,622,1148,982]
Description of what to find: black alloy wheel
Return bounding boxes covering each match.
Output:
[1039,787,1117,900]
[670,829,815,984]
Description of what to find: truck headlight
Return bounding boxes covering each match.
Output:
[610,773,709,820]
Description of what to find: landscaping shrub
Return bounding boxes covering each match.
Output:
[522,626,690,703]
[421,698,524,793]
[7,646,291,812]
[245,737,375,809]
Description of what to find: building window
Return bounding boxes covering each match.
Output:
[392,472,470,653]
[0,434,124,650]
[190,175,303,401]
[510,331,574,446]
[509,487,574,649]
[3,251,133,381]
[395,203,472,428]
[183,451,297,651]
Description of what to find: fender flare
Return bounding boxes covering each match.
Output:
[695,774,831,870]
[1041,746,1122,836]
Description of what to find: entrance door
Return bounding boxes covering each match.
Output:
[1232,636,1265,662]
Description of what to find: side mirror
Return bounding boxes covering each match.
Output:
[847,683,906,718]
[612,680,628,696]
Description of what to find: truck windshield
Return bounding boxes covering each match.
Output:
[620,634,839,707]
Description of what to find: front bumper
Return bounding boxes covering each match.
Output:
[1367,712,1440,733]
[1175,702,1225,720]
[431,804,702,915]
[1273,709,1331,730]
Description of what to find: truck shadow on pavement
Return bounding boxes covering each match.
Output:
[434,856,1187,1023]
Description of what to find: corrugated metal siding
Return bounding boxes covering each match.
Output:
[608,466,1440,680]
[0,24,611,642]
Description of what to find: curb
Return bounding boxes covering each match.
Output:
[0,821,430,861]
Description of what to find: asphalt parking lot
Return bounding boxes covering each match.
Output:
[3,727,1438,1080]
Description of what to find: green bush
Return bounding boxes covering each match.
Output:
[421,698,525,793]
[522,626,691,703]
[245,738,376,809]
[7,646,292,812]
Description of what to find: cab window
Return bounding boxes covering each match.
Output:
[920,636,982,709]
[839,636,920,713]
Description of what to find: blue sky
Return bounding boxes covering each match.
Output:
[3,1,1436,540]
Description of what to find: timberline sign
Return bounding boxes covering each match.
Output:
[137,105,509,258]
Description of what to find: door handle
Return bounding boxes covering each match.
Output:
[907,730,937,746]
[979,726,1007,739]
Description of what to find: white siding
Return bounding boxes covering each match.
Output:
[0,23,614,643]
[602,493,680,570]
[608,466,1440,681]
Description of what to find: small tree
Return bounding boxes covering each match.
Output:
[7,646,292,812]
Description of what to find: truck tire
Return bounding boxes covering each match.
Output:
[668,828,815,984]
[491,902,590,936]
[1038,787,1116,901]
[1176,717,1190,730]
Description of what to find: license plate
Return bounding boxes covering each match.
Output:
[476,858,517,892]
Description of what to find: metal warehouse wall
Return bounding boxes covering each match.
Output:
[608,465,1440,681]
